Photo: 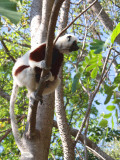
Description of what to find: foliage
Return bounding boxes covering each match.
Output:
[0,0,120,159]
[0,0,22,25]
[103,139,120,160]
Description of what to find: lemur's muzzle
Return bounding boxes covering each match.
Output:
[69,41,79,52]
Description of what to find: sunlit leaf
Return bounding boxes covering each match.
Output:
[106,105,116,111]
[104,113,112,119]
[99,119,108,128]
[111,23,120,44]
[111,116,114,130]
[86,64,96,72]
[91,67,98,79]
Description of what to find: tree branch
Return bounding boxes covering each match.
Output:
[55,0,76,159]
[54,0,98,44]
[26,0,65,139]
[53,120,115,160]
[1,40,16,62]
[75,48,112,145]
[1,37,30,48]
[0,88,10,101]
[0,115,25,143]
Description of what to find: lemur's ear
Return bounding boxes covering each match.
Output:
[67,35,71,41]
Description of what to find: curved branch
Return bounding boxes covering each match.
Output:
[53,120,115,160]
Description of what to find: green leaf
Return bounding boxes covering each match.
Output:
[111,116,114,130]
[115,109,118,120]
[85,56,89,63]
[104,113,112,119]
[106,105,116,111]
[104,92,113,104]
[111,23,120,44]
[90,39,105,54]
[95,100,101,105]
[0,0,22,24]
[72,73,80,93]
[114,73,120,84]
[88,58,97,64]
[91,67,98,79]
[99,119,108,128]
[86,64,96,72]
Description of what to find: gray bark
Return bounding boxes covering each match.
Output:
[30,0,42,48]
[20,1,55,159]
[55,1,75,160]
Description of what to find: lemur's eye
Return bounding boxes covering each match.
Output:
[67,35,71,41]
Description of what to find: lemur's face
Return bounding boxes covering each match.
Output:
[55,34,79,53]
[66,35,79,52]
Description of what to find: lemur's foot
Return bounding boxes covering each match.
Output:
[43,71,54,81]
[39,60,50,70]
[30,91,43,105]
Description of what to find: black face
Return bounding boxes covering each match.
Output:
[69,41,79,52]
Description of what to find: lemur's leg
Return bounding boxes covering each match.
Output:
[43,77,61,95]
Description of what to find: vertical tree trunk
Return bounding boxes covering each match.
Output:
[20,1,55,159]
[55,1,75,159]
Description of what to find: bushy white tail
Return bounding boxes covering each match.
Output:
[10,83,25,152]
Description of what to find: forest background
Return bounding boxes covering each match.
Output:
[0,0,120,159]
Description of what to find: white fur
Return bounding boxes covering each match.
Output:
[12,34,78,96]
[55,34,78,53]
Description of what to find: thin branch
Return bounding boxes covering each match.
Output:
[75,94,93,144]
[87,8,103,30]
[84,116,89,160]
[1,37,31,48]
[54,0,98,44]
[77,10,88,65]
[0,115,26,122]
[86,145,106,160]
[1,40,16,62]
[94,48,112,95]
[70,0,83,5]
[75,147,83,160]
[53,120,115,160]
[111,0,120,9]
[75,47,112,145]
[103,54,119,81]
[112,47,120,55]
[0,115,25,142]
[79,78,90,96]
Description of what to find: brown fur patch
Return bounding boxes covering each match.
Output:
[29,43,46,62]
[14,65,30,76]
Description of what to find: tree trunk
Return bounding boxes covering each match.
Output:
[20,1,55,159]
[55,1,75,159]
